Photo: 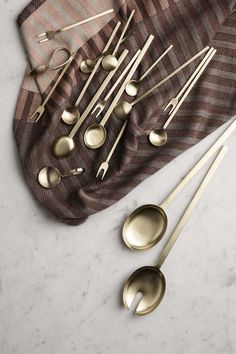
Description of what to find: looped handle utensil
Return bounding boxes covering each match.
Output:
[38,166,84,189]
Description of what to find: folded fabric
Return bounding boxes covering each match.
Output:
[14,0,236,225]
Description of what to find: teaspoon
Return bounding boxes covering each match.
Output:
[123,146,227,316]
[38,166,84,189]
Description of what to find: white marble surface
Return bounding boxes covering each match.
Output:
[0,1,236,354]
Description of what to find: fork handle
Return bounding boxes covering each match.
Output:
[112,10,135,56]
[107,121,128,163]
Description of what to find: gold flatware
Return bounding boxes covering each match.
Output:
[29,52,76,123]
[53,49,129,158]
[96,121,128,180]
[37,9,114,43]
[122,115,236,251]
[113,46,210,120]
[125,44,173,97]
[30,47,71,77]
[150,47,216,147]
[83,34,155,150]
[38,166,84,189]
[80,34,132,74]
[101,10,135,72]
[123,146,227,316]
[92,50,141,118]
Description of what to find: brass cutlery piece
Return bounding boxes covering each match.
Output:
[122,114,236,251]
[123,146,227,316]
[38,166,84,189]
[92,50,141,118]
[96,121,128,180]
[61,22,121,125]
[30,47,72,77]
[150,47,216,147]
[37,9,114,43]
[125,44,173,97]
[114,46,210,120]
[80,34,132,74]
[83,34,155,150]
[101,10,135,72]
[53,49,129,158]
[29,52,76,123]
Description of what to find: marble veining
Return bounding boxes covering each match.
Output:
[0,1,236,354]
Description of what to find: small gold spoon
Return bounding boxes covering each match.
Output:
[123,146,227,316]
[101,10,135,72]
[122,115,236,251]
[125,44,173,97]
[38,166,84,189]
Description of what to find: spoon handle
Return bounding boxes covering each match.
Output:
[75,22,121,107]
[139,44,173,82]
[156,145,228,269]
[131,46,209,107]
[163,48,216,130]
[112,10,135,56]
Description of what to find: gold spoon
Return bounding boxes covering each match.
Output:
[125,44,173,97]
[113,46,210,121]
[38,166,84,189]
[150,47,216,147]
[123,146,227,316]
[83,35,155,150]
[53,49,129,158]
[61,22,121,125]
[122,116,236,250]
[30,48,71,77]
[101,10,135,72]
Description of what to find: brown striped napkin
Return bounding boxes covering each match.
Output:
[14,0,236,225]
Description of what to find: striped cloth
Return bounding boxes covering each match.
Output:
[14,0,236,225]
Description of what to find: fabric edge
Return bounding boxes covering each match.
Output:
[17,0,46,26]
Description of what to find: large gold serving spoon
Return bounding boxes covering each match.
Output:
[61,22,121,125]
[123,146,227,316]
[83,34,155,150]
[113,46,210,120]
[101,10,135,72]
[122,116,236,250]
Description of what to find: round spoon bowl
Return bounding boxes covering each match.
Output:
[149,128,168,147]
[125,80,140,97]
[38,167,61,189]
[84,124,107,149]
[80,59,96,74]
[114,101,132,121]
[62,106,80,125]
[30,65,48,77]
[122,204,168,250]
[123,266,166,316]
[102,54,118,72]
[53,136,75,158]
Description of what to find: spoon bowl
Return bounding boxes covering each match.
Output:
[38,167,62,189]
[61,106,80,125]
[114,101,133,120]
[53,136,75,158]
[30,64,48,77]
[125,80,140,97]
[80,58,96,74]
[101,54,118,72]
[84,124,107,149]
[123,266,166,316]
[123,205,168,250]
[149,128,168,147]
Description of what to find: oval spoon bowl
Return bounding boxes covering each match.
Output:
[62,106,80,125]
[38,167,61,189]
[53,136,75,158]
[125,80,140,97]
[149,128,168,147]
[84,124,107,149]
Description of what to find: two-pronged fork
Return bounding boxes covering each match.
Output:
[92,50,141,118]
[37,9,114,43]
[96,121,127,180]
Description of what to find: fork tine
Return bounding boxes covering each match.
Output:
[168,105,176,115]
[37,32,46,38]
[96,166,103,178]
[163,102,172,112]
[39,38,49,43]
[34,112,43,123]
[101,169,107,181]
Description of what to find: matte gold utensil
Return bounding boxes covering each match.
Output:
[38,166,84,189]
[150,47,216,147]
[53,49,129,158]
[122,115,236,250]
[83,35,155,150]
[101,10,135,72]
[96,121,128,180]
[30,48,71,77]
[29,52,76,123]
[37,9,114,43]
[114,46,210,120]
[123,146,227,316]
[92,50,141,118]
[125,44,173,97]
[61,22,121,125]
